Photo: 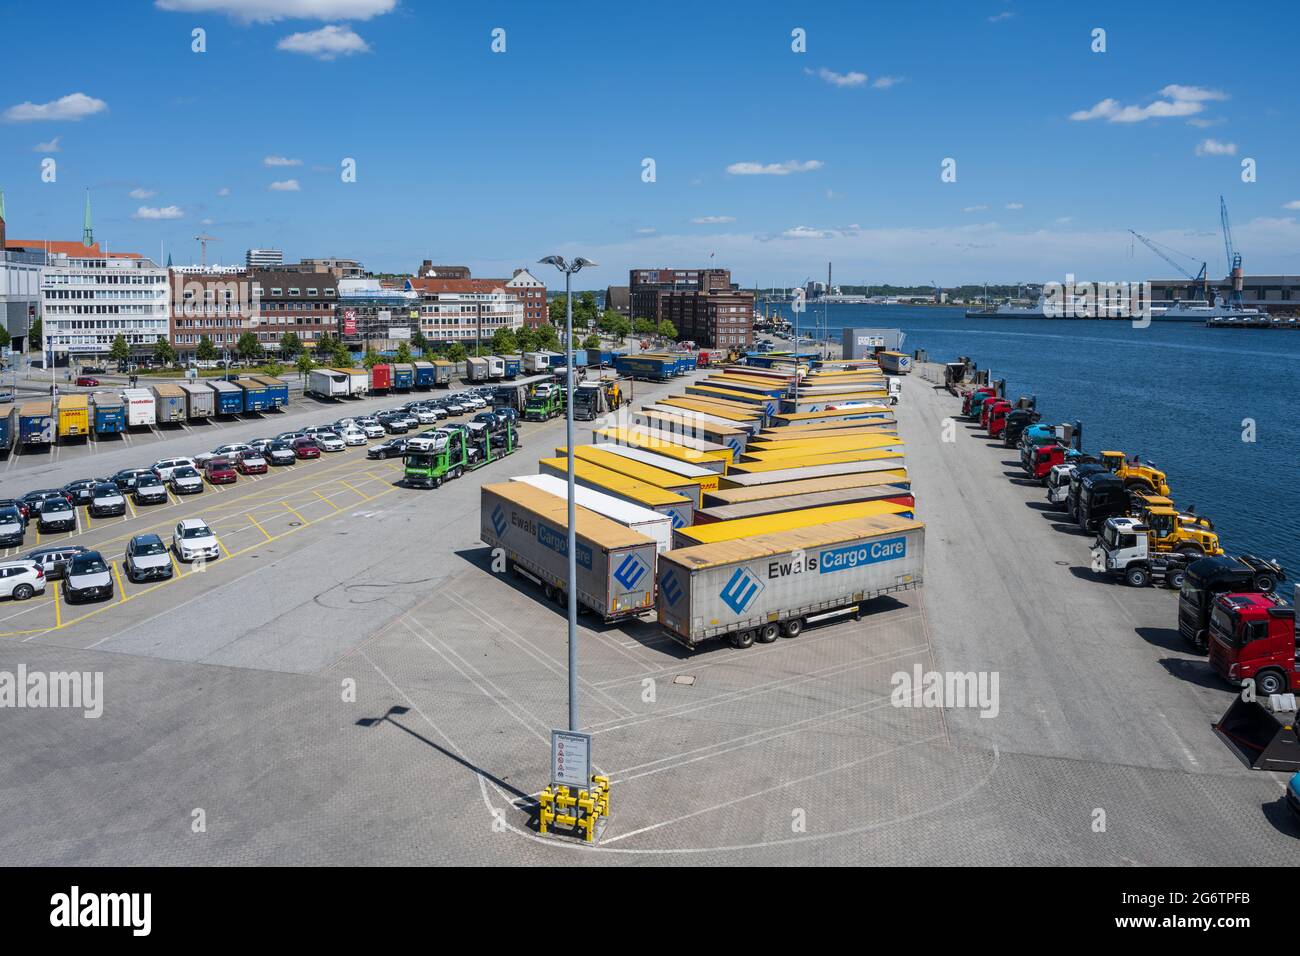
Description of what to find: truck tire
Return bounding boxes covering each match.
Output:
[757,622,780,643]
[1253,573,1276,593]
[1125,566,1150,588]
[543,584,556,601]
[1255,669,1287,697]
[1176,545,1204,559]
[1165,568,1186,590]
[731,629,756,649]
[782,617,804,638]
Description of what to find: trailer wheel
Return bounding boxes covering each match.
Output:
[1124,566,1150,588]
[757,622,780,643]
[782,617,804,639]
[1255,669,1287,697]
[731,629,756,649]
[1165,568,1186,590]
[543,584,556,601]
[1253,573,1276,593]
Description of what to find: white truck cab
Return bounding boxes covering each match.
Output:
[1046,463,1076,506]
[1094,516,1189,589]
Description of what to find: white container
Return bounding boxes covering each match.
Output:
[510,473,672,553]
[122,388,157,427]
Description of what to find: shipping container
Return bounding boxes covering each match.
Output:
[638,408,749,453]
[0,407,13,457]
[466,356,490,382]
[656,515,924,649]
[90,392,125,435]
[177,383,214,420]
[480,482,658,622]
[251,375,289,408]
[702,471,913,509]
[56,394,91,439]
[537,457,693,530]
[234,377,272,413]
[308,369,350,399]
[592,426,733,472]
[510,473,673,553]
[587,442,721,492]
[392,363,415,390]
[727,449,906,475]
[206,379,244,415]
[673,499,914,549]
[560,446,703,506]
[370,363,393,392]
[412,360,436,389]
[694,484,915,524]
[18,400,55,446]
[719,459,908,489]
[122,388,157,428]
[738,434,905,464]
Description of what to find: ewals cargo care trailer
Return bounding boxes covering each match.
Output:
[719,458,908,489]
[235,378,271,413]
[701,471,912,509]
[480,482,658,622]
[657,515,925,649]
[589,442,721,493]
[592,426,733,472]
[726,449,906,476]
[671,499,914,548]
[694,483,915,524]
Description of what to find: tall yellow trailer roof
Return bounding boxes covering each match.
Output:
[482,482,651,550]
[665,514,924,571]
[771,407,894,425]
[727,449,906,474]
[592,427,733,469]
[738,435,904,462]
[657,396,762,421]
[673,500,913,546]
[558,446,702,502]
[685,384,775,406]
[757,419,898,438]
[637,409,747,441]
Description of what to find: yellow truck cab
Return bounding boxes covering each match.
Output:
[1100,450,1170,496]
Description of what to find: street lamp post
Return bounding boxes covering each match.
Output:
[539,254,596,735]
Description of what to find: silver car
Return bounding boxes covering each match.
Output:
[314,431,345,452]
[124,533,173,583]
[169,466,205,495]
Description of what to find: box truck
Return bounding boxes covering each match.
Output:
[639,408,748,454]
[726,449,906,476]
[616,354,675,381]
[672,499,914,549]
[657,515,925,649]
[695,484,915,524]
[523,352,550,374]
[207,379,244,415]
[538,457,694,531]
[480,482,658,622]
[702,471,912,509]
[122,389,157,427]
[307,368,350,400]
[431,360,454,386]
[510,474,672,553]
[333,367,369,397]
[57,394,91,439]
[91,393,125,435]
[177,382,215,420]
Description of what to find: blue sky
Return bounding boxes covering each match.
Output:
[2,0,1298,288]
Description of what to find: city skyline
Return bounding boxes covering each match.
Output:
[1,0,1298,287]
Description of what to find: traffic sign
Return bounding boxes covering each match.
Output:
[551,730,592,788]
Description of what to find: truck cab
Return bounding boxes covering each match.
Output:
[1001,408,1040,447]
[966,389,999,421]
[1095,516,1190,588]
[1018,427,1064,470]
[1207,589,1298,697]
[524,383,563,422]
[981,397,1010,430]
[1100,450,1170,496]
[983,399,1013,437]
[962,386,996,418]
[402,429,467,488]
[1023,442,1085,483]
[1076,472,1129,533]
[1179,554,1285,652]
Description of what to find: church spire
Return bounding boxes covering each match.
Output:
[82,188,94,247]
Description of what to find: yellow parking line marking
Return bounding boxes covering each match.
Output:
[312,490,342,511]
[53,582,61,628]
[127,499,138,519]
[112,562,127,601]
[246,513,273,541]
[283,503,309,526]
[339,479,373,501]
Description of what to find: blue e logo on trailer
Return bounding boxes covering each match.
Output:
[614,553,649,591]
[719,566,763,614]
[490,505,507,537]
[660,569,683,606]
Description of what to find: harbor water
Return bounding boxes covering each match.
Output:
[768,304,1300,576]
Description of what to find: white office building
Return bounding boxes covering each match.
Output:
[41,254,170,360]
[245,248,283,269]
[417,291,523,343]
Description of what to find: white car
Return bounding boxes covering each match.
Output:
[355,420,385,438]
[197,443,253,466]
[153,456,197,481]
[338,427,368,446]
[410,406,440,424]
[172,518,219,562]
[0,560,45,601]
[315,432,345,452]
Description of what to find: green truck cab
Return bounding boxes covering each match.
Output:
[524,383,564,422]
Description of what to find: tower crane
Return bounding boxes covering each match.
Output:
[1128,229,1210,303]
[1219,195,1245,307]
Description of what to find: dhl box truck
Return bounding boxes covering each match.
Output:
[657,515,925,649]
[480,482,658,622]
[57,394,90,439]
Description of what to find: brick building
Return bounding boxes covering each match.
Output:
[659,288,754,349]
[629,267,733,323]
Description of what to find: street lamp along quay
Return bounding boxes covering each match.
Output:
[537,254,595,742]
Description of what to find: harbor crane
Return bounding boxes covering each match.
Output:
[1128,229,1210,303]
[1219,195,1245,307]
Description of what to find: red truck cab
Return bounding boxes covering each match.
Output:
[984,399,1013,435]
[1208,591,1298,697]
[962,386,996,417]
[1024,442,1070,483]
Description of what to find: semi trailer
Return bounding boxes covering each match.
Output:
[56,395,91,439]
[178,382,215,420]
[251,376,289,408]
[510,474,672,553]
[18,400,55,446]
[537,457,694,531]
[308,368,350,400]
[91,393,126,435]
[207,379,244,415]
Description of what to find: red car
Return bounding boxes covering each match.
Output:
[236,451,268,475]
[75,376,100,387]
[204,458,238,484]
[291,437,321,460]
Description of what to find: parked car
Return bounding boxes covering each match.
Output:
[236,451,268,475]
[21,489,67,514]
[173,518,219,562]
[353,418,385,438]
[80,365,107,375]
[266,441,297,466]
[338,426,368,446]
[112,468,156,492]
[376,414,410,435]
[74,376,100,387]
[367,438,410,459]
[88,482,127,518]
[63,550,113,604]
[0,498,31,521]
[153,457,197,481]
[124,534,173,583]
[203,458,237,484]
[25,545,88,581]
[63,479,101,507]
[0,507,27,547]
[314,432,345,452]
[169,466,205,495]
[0,559,44,600]
[37,497,77,533]
[291,437,321,459]
[133,473,169,505]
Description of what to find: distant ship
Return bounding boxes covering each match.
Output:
[1153,296,1269,322]
[965,295,1055,319]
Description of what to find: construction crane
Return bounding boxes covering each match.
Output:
[1128,229,1209,303]
[194,232,219,268]
[1219,195,1245,307]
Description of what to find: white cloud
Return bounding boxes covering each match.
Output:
[268,179,301,191]
[263,155,302,167]
[691,216,735,224]
[1186,118,1223,128]
[132,205,184,220]
[1195,138,1237,156]
[277,25,371,59]
[3,92,107,123]
[1070,84,1229,124]
[128,188,157,200]
[635,227,656,235]
[962,204,989,213]
[217,187,231,197]
[33,136,60,152]
[154,0,395,22]
[782,226,835,240]
[814,68,867,88]
[727,159,823,176]
[872,76,903,89]
[1282,201,1300,210]
[988,11,1014,22]
[1005,202,1024,210]
[1055,216,1074,224]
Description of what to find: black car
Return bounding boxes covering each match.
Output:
[376,415,410,435]
[112,468,156,492]
[80,365,107,375]
[21,489,67,514]
[36,497,77,533]
[63,551,113,604]
[63,479,102,506]
[0,498,31,522]
[367,438,410,459]
[0,506,26,547]
[266,441,297,466]
[124,534,173,583]
[133,473,169,505]
[25,545,89,581]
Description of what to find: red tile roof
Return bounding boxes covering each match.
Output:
[5,239,141,259]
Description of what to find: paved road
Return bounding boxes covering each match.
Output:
[0,364,1293,865]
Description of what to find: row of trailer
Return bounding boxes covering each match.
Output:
[480,355,926,650]
[3,376,290,451]
[304,353,633,400]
